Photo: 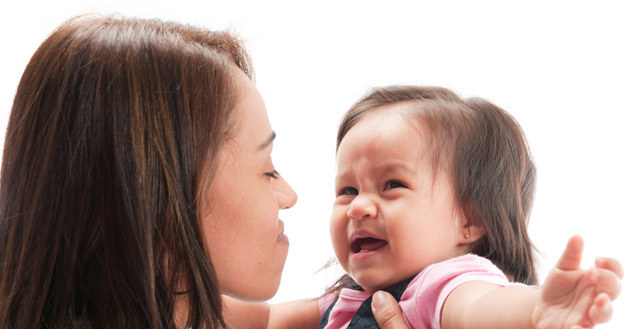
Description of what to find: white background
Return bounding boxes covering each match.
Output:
[1,1,622,327]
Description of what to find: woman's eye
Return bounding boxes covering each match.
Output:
[265,170,280,179]
[384,180,406,190]
[338,186,358,196]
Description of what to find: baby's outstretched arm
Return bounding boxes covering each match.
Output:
[442,235,622,329]
[532,235,622,328]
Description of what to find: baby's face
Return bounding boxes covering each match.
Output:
[331,109,468,291]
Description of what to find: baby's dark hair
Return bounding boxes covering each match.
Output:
[334,85,537,288]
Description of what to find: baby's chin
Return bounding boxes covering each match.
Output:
[353,274,409,292]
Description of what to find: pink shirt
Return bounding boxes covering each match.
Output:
[318,254,510,329]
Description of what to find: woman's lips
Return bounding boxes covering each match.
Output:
[277,233,289,245]
[277,220,289,245]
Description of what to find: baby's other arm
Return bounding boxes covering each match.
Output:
[222,295,320,329]
[441,236,622,329]
[268,298,321,329]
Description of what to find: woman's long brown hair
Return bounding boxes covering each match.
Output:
[330,85,537,293]
[0,15,252,329]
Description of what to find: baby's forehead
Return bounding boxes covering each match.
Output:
[358,104,434,144]
[343,111,423,148]
[390,108,459,171]
[341,114,447,167]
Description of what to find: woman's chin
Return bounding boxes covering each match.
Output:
[224,285,279,302]
[224,272,285,301]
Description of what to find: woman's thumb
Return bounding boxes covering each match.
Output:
[372,291,409,329]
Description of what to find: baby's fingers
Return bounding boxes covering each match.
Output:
[557,235,584,271]
[595,257,623,279]
[589,266,622,300]
[587,293,613,325]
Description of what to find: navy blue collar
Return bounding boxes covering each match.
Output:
[318,276,414,329]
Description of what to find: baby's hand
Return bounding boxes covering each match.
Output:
[532,236,622,329]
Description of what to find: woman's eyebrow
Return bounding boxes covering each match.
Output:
[258,131,276,151]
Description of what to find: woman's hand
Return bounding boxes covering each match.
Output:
[533,235,622,329]
[372,291,409,329]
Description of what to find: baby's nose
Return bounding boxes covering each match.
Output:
[346,194,377,220]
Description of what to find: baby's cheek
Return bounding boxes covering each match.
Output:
[329,221,348,263]
[389,232,425,267]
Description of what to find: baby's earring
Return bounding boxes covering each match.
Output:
[464,233,470,239]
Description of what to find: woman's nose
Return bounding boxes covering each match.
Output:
[346,194,377,220]
[274,176,297,209]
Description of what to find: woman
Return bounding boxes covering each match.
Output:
[0,15,404,329]
[0,15,296,329]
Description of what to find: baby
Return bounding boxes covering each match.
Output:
[224,85,622,329]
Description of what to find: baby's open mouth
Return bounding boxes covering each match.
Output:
[350,237,388,253]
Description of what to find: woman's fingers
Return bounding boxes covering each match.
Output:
[372,291,409,329]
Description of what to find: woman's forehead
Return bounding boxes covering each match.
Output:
[229,66,273,152]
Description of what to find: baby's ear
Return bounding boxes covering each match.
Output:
[460,222,485,244]
[456,203,485,244]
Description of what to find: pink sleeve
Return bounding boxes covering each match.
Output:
[399,254,511,329]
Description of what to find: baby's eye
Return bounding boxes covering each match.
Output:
[265,170,280,179]
[337,186,358,196]
[384,180,406,190]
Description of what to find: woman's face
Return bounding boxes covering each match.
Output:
[202,67,297,301]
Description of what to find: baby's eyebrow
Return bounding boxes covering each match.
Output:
[378,162,412,174]
[258,131,276,151]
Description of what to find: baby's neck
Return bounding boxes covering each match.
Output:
[359,274,417,294]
